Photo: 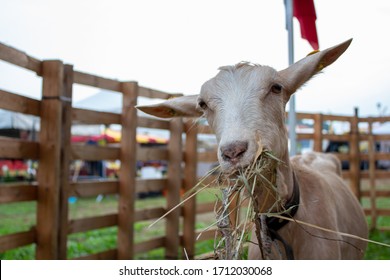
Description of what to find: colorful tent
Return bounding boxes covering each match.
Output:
[71,128,168,145]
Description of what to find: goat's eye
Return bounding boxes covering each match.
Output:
[198,100,208,110]
[271,84,282,94]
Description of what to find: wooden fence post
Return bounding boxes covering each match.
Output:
[165,117,183,259]
[117,82,138,259]
[182,120,198,259]
[349,108,361,199]
[37,60,64,259]
[368,119,377,230]
[58,64,73,259]
[314,113,323,152]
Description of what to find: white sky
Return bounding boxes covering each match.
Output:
[1,0,390,117]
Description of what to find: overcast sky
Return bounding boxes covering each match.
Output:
[1,0,389,117]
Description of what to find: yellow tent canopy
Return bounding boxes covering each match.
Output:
[105,128,168,144]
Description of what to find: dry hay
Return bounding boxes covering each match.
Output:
[149,148,390,260]
[210,149,283,260]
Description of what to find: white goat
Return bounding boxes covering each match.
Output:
[137,39,368,259]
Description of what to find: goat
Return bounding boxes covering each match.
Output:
[137,39,368,259]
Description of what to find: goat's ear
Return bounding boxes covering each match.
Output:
[136,94,202,118]
[279,39,352,99]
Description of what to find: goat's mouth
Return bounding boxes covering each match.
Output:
[219,148,280,182]
[220,145,267,173]
[219,160,253,176]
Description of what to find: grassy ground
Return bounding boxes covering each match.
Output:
[0,188,389,259]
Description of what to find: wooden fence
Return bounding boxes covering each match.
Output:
[0,43,389,259]
[0,42,194,259]
[293,111,390,230]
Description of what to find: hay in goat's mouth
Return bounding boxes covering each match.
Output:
[211,150,282,260]
[149,145,390,259]
[149,147,390,259]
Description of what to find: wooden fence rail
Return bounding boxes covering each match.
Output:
[0,42,389,259]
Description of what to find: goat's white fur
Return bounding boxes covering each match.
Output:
[137,39,368,259]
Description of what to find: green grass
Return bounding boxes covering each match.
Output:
[68,227,118,259]
[364,215,390,260]
[0,244,36,260]
[361,185,390,259]
[0,193,207,260]
[0,201,36,235]
[365,230,390,259]
[1,187,390,259]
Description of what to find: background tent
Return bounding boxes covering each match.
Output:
[74,90,169,138]
[0,109,40,131]
[0,109,39,140]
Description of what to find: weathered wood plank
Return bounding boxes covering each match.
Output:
[69,180,119,197]
[295,112,317,120]
[341,171,351,179]
[71,144,120,160]
[197,151,218,162]
[361,190,390,197]
[0,89,40,115]
[36,60,63,259]
[196,202,216,214]
[196,125,214,135]
[349,109,361,198]
[135,207,165,222]
[296,133,314,140]
[135,178,167,194]
[0,136,39,159]
[137,116,170,130]
[322,134,350,141]
[0,229,36,253]
[284,111,315,120]
[182,120,198,259]
[165,117,183,259]
[73,70,121,92]
[134,237,165,254]
[321,113,353,122]
[72,108,121,124]
[68,214,118,234]
[58,64,74,259]
[374,134,390,141]
[358,152,390,161]
[360,170,390,179]
[374,153,390,160]
[359,116,390,123]
[364,208,390,217]
[0,183,38,203]
[117,81,138,260]
[367,122,377,230]
[329,152,350,161]
[0,42,41,74]
[138,86,176,100]
[137,147,168,161]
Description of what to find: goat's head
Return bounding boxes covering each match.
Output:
[137,39,352,173]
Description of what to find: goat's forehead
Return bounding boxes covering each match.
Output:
[200,64,278,98]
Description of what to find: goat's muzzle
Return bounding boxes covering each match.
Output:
[220,141,248,165]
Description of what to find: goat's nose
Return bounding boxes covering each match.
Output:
[220,141,248,163]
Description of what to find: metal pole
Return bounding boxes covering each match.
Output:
[285,0,297,156]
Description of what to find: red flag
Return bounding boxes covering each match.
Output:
[293,0,319,50]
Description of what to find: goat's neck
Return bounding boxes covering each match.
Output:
[277,151,294,203]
